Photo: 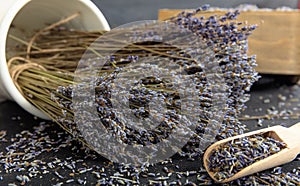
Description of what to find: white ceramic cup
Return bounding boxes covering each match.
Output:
[0,0,110,119]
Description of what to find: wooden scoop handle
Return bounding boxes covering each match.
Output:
[290,122,300,131]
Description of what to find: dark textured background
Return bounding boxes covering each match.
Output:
[0,0,299,185]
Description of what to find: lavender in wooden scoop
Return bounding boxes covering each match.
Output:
[207,133,287,182]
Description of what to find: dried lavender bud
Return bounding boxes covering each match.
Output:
[207,133,287,181]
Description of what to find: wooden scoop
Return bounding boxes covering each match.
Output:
[203,122,300,183]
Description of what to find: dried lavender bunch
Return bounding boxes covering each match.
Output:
[7,5,258,160]
[53,5,259,159]
[207,133,287,181]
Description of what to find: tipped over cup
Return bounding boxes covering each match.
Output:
[0,0,110,119]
